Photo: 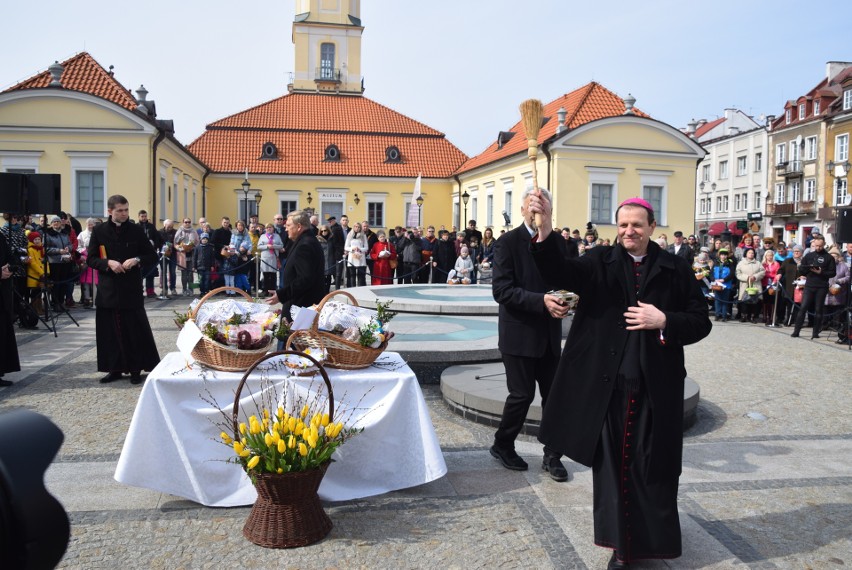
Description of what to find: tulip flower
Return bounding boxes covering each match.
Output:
[321,413,330,427]
[220,432,232,444]
[299,443,308,457]
[262,409,269,420]
[288,417,296,433]
[247,455,260,469]
[264,433,273,447]
[277,406,284,420]
[233,441,244,455]
[239,423,246,435]
[277,468,284,474]
[300,404,309,418]
[271,431,281,445]
[277,439,286,454]
[288,435,296,449]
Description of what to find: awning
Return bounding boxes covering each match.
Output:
[727,221,744,236]
[707,222,727,236]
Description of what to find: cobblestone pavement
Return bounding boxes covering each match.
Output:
[2,297,850,569]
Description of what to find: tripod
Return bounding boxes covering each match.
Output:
[15,278,79,337]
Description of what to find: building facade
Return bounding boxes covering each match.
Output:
[688,109,768,246]
[0,53,205,222]
[454,84,706,240]
[766,61,852,247]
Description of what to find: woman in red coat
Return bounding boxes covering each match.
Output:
[369,230,397,285]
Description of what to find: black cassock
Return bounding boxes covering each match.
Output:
[0,232,21,374]
[87,219,160,373]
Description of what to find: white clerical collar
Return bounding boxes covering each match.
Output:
[628,252,647,263]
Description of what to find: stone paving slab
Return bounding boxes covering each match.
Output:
[1,295,851,569]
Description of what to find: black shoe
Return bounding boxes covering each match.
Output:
[0,379,13,387]
[722,316,729,322]
[811,335,821,340]
[129,371,143,385]
[608,552,630,569]
[100,372,123,383]
[542,455,569,482]
[790,332,799,338]
[836,338,848,344]
[714,316,721,322]
[489,445,528,471]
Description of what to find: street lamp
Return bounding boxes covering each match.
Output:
[353,193,360,205]
[416,194,424,226]
[306,192,313,205]
[461,190,470,230]
[241,172,251,223]
[699,181,715,246]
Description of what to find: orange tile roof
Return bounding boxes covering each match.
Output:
[693,117,725,139]
[189,93,468,178]
[455,82,649,175]
[3,52,139,112]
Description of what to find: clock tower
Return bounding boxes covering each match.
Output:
[290,0,364,95]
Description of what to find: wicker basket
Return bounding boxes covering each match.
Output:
[289,290,389,370]
[187,286,272,372]
[232,351,334,548]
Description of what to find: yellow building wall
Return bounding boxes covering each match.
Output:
[824,119,852,207]
[156,141,206,224]
[455,119,702,242]
[204,175,453,230]
[0,96,143,131]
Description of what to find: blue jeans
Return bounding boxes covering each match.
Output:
[714,288,732,317]
[196,269,210,294]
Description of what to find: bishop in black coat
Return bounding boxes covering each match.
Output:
[529,195,711,565]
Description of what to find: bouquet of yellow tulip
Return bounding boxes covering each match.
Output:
[222,402,359,476]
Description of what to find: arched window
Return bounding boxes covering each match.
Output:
[261,142,278,159]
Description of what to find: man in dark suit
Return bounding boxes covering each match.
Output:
[266,210,328,327]
[667,231,693,264]
[490,187,570,482]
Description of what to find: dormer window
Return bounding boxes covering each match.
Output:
[798,103,806,119]
[814,100,820,116]
[260,142,278,159]
[844,89,852,111]
[496,131,515,150]
[785,109,791,124]
[324,144,341,162]
[385,146,401,163]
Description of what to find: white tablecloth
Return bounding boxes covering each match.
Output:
[114,351,446,506]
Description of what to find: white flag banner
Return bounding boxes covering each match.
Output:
[406,173,422,227]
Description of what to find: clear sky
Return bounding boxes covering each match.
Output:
[1,0,850,158]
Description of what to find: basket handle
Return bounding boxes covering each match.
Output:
[231,350,334,441]
[311,289,359,333]
[191,286,254,319]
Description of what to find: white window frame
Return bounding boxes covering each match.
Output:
[776,143,786,164]
[719,160,728,180]
[364,192,387,229]
[755,152,762,172]
[501,178,513,223]
[798,103,806,119]
[66,150,112,218]
[789,140,800,162]
[486,192,494,227]
[183,174,190,220]
[159,160,170,221]
[805,178,816,202]
[191,180,198,221]
[734,193,741,211]
[722,196,729,212]
[737,156,747,176]
[276,190,303,215]
[836,179,849,206]
[742,193,748,210]
[844,89,852,111]
[785,109,791,124]
[836,134,849,162]
[0,150,42,173]
[172,169,181,221]
[805,136,817,160]
[813,100,820,116]
[790,180,801,204]
[638,169,672,226]
[702,164,711,182]
[586,167,623,225]
[754,191,761,210]
[775,183,786,204]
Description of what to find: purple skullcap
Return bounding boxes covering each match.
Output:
[618,197,654,215]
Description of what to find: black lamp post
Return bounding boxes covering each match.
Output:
[416,194,424,226]
[461,190,470,230]
[241,172,251,223]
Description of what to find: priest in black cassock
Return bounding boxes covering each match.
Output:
[87,195,160,384]
[527,195,712,569]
